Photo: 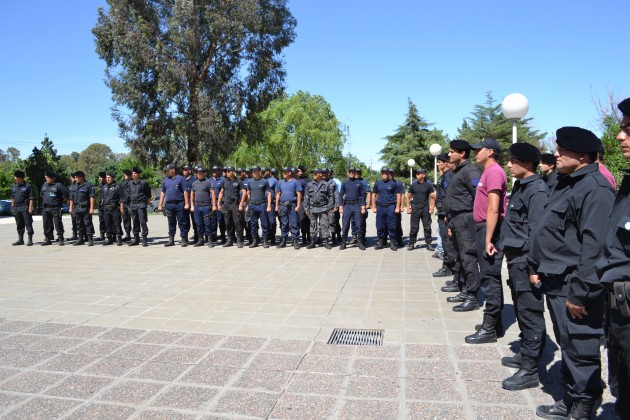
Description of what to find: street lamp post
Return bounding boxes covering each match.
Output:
[407,158,416,185]
[429,144,442,184]
[501,93,529,145]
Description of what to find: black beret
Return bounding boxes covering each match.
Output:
[98,171,106,178]
[270,168,278,174]
[45,171,57,179]
[619,98,630,117]
[437,153,450,162]
[297,165,307,172]
[123,169,132,176]
[105,171,115,178]
[164,163,176,171]
[132,167,142,174]
[556,126,601,153]
[449,139,471,151]
[540,153,556,164]
[380,166,389,173]
[261,166,269,172]
[74,171,85,177]
[416,168,426,174]
[182,165,192,170]
[509,143,541,163]
[471,138,501,153]
[14,170,25,178]
[251,165,262,171]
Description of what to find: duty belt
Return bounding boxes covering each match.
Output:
[194,202,212,206]
[475,221,486,231]
[103,203,118,209]
[344,199,360,205]
[165,200,183,204]
[280,201,296,206]
[449,210,472,218]
[43,204,60,208]
[377,202,395,208]
[610,282,630,318]
[250,200,265,205]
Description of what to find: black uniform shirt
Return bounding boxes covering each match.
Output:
[120,180,130,205]
[127,179,151,204]
[11,182,34,206]
[408,180,434,207]
[444,160,481,215]
[98,182,107,207]
[247,178,269,203]
[72,182,95,205]
[41,182,67,206]
[340,178,365,205]
[528,163,615,305]
[497,174,548,255]
[102,183,121,205]
[221,178,243,203]
[543,171,559,192]
[435,170,453,214]
[191,178,213,204]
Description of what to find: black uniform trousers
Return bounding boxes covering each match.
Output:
[608,309,630,419]
[222,202,243,240]
[42,206,64,239]
[448,212,479,291]
[341,203,362,240]
[506,255,545,360]
[437,214,454,265]
[74,207,95,236]
[98,206,106,236]
[409,205,432,244]
[13,206,33,235]
[299,207,310,241]
[130,204,149,237]
[103,206,122,236]
[184,208,198,239]
[474,223,504,317]
[70,210,78,236]
[121,204,131,234]
[267,203,277,241]
[395,212,403,243]
[543,276,604,404]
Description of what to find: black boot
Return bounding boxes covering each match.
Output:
[41,237,53,246]
[358,239,366,250]
[324,238,331,249]
[441,281,460,293]
[452,294,479,312]
[223,237,233,247]
[277,238,286,248]
[87,236,94,246]
[390,240,397,251]
[465,314,498,344]
[262,239,269,249]
[495,313,505,338]
[98,233,105,242]
[193,233,199,244]
[502,356,539,390]
[193,237,205,247]
[407,242,415,251]
[123,232,131,242]
[447,291,468,303]
[339,241,346,250]
[566,400,595,420]
[306,240,316,249]
[116,235,123,246]
[536,399,569,419]
[74,236,85,246]
[102,235,114,246]
[26,234,33,246]
[58,235,64,246]
[128,234,140,246]
[181,237,189,247]
[349,236,357,245]
[142,236,148,247]
[69,233,78,241]
[374,238,385,250]
[237,237,243,248]
[433,266,453,277]
[501,351,522,368]
[249,238,259,248]
[293,239,300,250]
[164,235,175,247]
[426,242,436,251]
[207,236,214,248]
[12,235,24,246]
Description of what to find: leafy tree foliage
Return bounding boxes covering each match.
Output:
[24,134,68,190]
[380,99,448,176]
[594,92,626,186]
[93,0,297,167]
[78,143,115,180]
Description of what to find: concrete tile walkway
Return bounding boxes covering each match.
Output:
[0,215,616,419]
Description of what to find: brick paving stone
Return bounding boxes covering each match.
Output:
[59,325,108,339]
[127,361,191,382]
[83,358,144,376]
[0,349,56,368]
[269,393,337,419]
[179,365,240,387]
[213,389,278,418]
[44,375,113,399]
[200,350,253,368]
[0,321,38,333]
[351,358,401,377]
[136,330,186,345]
[345,376,400,399]
[458,361,512,382]
[471,404,536,419]
[110,343,167,360]
[232,369,293,392]
[218,336,267,351]
[67,340,125,356]
[308,341,356,357]
[0,392,27,412]
[406,402,467,419]
[28,336,86,352]
[0,367,19,382]
[298,355,352,374]
[406,378,463,402]
[339,400,399,420]
[0,371,66,393]
[0,334,47,349]
[152,385,217,411]
[285,372,345,396]
[175,333,223,349]
[64,403,138,420]
[452,344,501,361]
[405,360,457,380]
[25,323,74,336]
[152,346,209,364]
[135,409,198,420]
[465,380,529,405]
[97,379,166,404]
[249,352,303,371]
[404,344,449,359]
[354,345,401,358]
[2,397,80,420]
[98,327,146,342]
[263,338,311,354]
[37,353,98,373]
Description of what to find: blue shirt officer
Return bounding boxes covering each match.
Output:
[158,163,190,247]
[372,167,398,250]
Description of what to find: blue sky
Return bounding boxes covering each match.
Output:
[1,0,627,169]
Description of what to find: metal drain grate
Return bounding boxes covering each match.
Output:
[327,328,384,346]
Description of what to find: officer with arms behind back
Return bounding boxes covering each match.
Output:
[40,171,67,246]
[406,168,435,251]
[158,163,190,247]
[275,166,303,249]
[247,165,272,248]
[372,167,399,251]
[190,167,216,247]
[126,167,152,247]
[339,167,366,250]
[69,171,96,246]
[10,170,35,246]
[304,168,335,249]
[218,166,246,248]
[101,172,124,246]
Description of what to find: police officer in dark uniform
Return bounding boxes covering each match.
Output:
[218,166,246,248]
[67,173,79,241]
[304,168,335,249]
[126,167,151,246]
[158,163,190,247]
[210,166,226,243]
[372,167,398,251]
[190,167,216,247]
[296,165,311,245]
[443,140,482,311]
[434,153,456,281]
[275,167,303,249]
[97,172,107,242]
[40,171,67,246]
[328,169,342,245]
[355,168,371,245]
[265,167,279,244]
[182,165,198,244]
[529,127,615,420]
[247,165,272,248]
[390,169,405,247]
[407,168,435,251]
[69,171,96,246]
[10,170,35,246]
[240,168,253,244]
[540,153,558,191]
[339,167,366,250]
[120,169,133,242]
[596,98,630,420]
[495,143,549,391]
[101,172,124,245]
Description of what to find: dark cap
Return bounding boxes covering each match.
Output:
[164,163,176,171]
[14,170,25,178]
[123,169,132,176]
[105,171,115,178]
[509,143,541,162]
[223,166,233,172]
[74,170,85,178]
[312,168,322,174]
[540,153,556,164]
[291,167,298,173]
[437,153,450,162]
[416,168,426,174]
[182,165,192,170]
[45,170,57,179]
[282,166,292,172]
[236,167,244,173]
[388,168,395,174]
[70,172,76,177]
[471,138,501,153]
[251,165,261,171]
[556,126,601,153]
[619,98,630,117]
[449,139,471,151]
[297,165,307,173]
[222,166,227,171]
[98,171,106,178]
[355,168,362,173]
[210,165,218,171]
[261,166,269,172]
[132,167,142,174]
[245,168,251,174]
[196,167,206,172]
[348,166,356,172]
[270,168,278,174]
[380,166,389,173]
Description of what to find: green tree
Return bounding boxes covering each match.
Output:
[25,134,67,192]
[93,0,297,167]
[457,92,546,157]
[78,143,116,180]
[380,99,449,176]
[595,91,626,186]
[59,152,81,177]
[229,91,346,170]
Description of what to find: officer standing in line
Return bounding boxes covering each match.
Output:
[67,173,79,242]
[596,98,630,420]
[120,169,133,242]
[69,171,96,246]
[329,169,342,245]
[40,171,67,246]
[296,165,311,245]
[372,167,398,251]
[434,153,456,281]
[304,168,335,249]
[240,168,253,244]
[218,166,246,248]
[494,143,549,391]
[529,127,614,420]
[443,140,482,311]
[126,167,152,247]
[355,168,371,245]
[97,172,107,242]
[406,168,435,251]
[265,167,279,245]
[101,172,124,246]
[465,138,508,343]
[10,170,35,246]
[190,167,216,247]
[210,166,226,243]
[182,165,199,244]
[339,167,366,250]
[247,165,272,248]
[390,169,405,247]
[275,166,303,249]
[158,163,190,247]
[539,153,558,191]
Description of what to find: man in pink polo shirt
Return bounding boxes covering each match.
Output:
[465,138,508,344]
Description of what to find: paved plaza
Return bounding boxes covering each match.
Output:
[0,214,616,419]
